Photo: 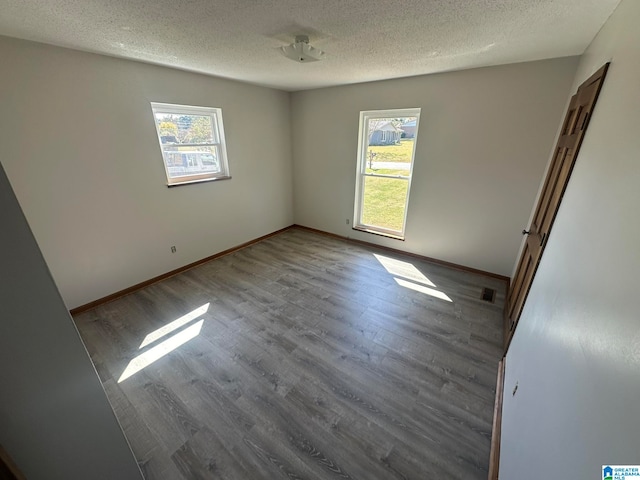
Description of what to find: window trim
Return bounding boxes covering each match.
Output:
[353,108,421,239]
[150,102,231,186]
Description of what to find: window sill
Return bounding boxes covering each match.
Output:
[167,175,232,187]
[352,226,405,241]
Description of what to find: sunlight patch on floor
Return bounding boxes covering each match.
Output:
[394,278,452,302]
[140,303,210,348]
[374,253,453,302]
[118,303,210,382]
[118,320,204,383]
[374,254,436,287]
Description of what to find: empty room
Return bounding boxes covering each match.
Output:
[2,1,639,479]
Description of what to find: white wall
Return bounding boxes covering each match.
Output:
[0,36,293,309]
[500,1,640,477]
[0,162,142,479]
[290,58,579,276]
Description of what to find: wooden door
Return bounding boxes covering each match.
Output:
[504,63,609,350]
[0,444,26,480]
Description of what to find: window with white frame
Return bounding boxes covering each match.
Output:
[150,102,230,186]
[354,108,421,239]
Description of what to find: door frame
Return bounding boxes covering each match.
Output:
[491,63,610,480]
[503,63,609,353]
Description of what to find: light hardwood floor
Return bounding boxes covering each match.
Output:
[74,227,505,479]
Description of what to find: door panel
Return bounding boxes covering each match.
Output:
[505,63,609,350]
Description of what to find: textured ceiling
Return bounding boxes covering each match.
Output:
[0,0,620,91]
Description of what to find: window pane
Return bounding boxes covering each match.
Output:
[154,113,215,144]
[361,176,409,232]
[162,146,220,179]
[364,117,415,175]
[355,111,419,237]
[151,103,230,186]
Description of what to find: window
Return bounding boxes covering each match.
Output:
[354,108,421,239]
[150,102,230,186]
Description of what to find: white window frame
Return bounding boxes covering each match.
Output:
[353,108,421,239]
[150,102,230,186]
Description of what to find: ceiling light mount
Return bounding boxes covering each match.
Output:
[280,35,325,63]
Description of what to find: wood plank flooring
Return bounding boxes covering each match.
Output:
[74,227,505,480]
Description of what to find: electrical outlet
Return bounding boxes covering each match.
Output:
[346,219,350,225]
[171,246,176,253]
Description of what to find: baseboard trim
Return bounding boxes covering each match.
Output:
[488,358,505,480]
[69,225,294,316]
[293,224,510,283]
[71,223,510,315]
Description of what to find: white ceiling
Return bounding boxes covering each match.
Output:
[0,0,620,91]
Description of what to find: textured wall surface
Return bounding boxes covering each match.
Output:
[0,163,142,479]
[291,57,578,276]
[0,37,293,309]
